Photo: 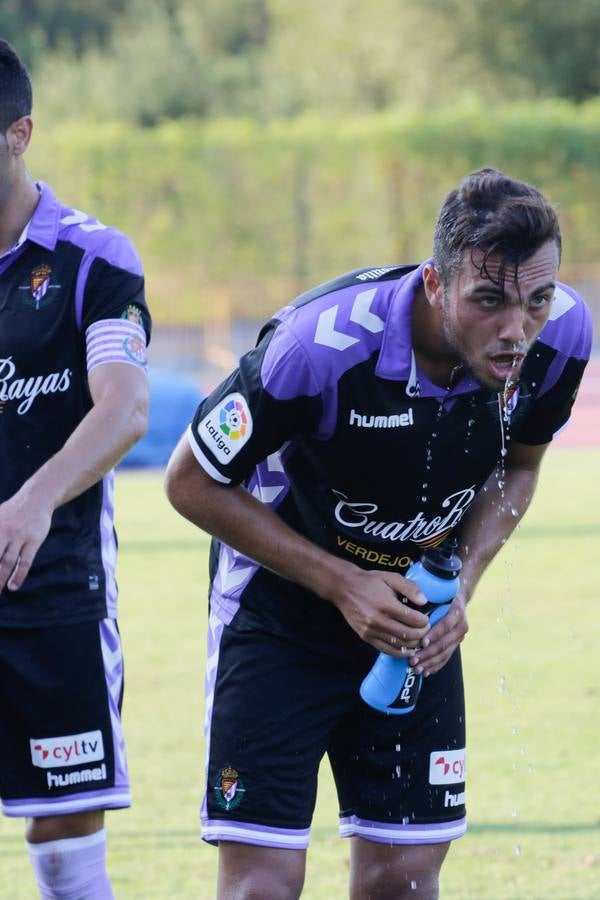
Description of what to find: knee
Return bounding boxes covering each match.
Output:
[351,843,448,900]
[217,845,305,900]
[356,863,440,899]
[225,872,304,900]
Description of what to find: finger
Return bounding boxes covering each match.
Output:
[385,634,420,653]
[381,573,428,606]
[7,546,36,591]
[370,638,417,660]
[389,604,430,629]
[0,546,20,593]
[411,633,464,671]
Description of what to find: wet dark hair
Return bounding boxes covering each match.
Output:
[0,39,32,133]
[433,168,562,290]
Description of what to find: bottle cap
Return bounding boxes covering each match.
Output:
[421,536,462,579]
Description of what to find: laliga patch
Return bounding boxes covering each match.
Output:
[197,392,253,464]
[429,749,466,785]
[30,731,104,769]
[214,766,246,811]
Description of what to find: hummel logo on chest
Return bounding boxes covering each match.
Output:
[349,408,414,429]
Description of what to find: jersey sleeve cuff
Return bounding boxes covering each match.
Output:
[186,424,232,484]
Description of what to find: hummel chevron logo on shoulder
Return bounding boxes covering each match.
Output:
[314,289,385,351]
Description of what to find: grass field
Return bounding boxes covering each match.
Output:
[1,449,599,899]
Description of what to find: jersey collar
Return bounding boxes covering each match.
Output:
[25,181,62,251]
[376,260,481,398]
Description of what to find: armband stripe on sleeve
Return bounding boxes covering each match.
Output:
[86,319,148,373]
[186,424,232,484]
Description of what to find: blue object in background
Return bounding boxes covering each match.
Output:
[119,368,203,469]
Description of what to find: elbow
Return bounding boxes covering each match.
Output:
[164,454,189,516]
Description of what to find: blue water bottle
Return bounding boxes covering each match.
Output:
[360,538,462,715]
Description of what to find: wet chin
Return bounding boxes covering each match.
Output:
[468,361,506,392]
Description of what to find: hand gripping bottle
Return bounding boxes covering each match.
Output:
[359,538,462,715]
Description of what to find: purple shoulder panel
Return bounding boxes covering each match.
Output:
[261,282,396,403]
[58,206,143,277]
[538,284,593,360]
[536,284,593,399]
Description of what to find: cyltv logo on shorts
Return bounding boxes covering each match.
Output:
[30,730,104,769]
[429,749,466,785]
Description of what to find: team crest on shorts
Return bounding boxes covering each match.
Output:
[214,766,246,811]
[19,264,61,310]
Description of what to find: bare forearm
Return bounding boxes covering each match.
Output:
[458,462,539,603]
[165,453,349,602]
[18,392,147,513]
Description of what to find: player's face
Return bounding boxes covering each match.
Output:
[439,241,559,391]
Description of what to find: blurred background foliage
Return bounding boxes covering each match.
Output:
[4,0,600,324]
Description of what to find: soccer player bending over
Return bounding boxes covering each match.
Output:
[166,170,590,899]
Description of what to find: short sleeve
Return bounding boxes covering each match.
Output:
[80,231,151,343]
[511,289,593,445]
[188,321,322,485]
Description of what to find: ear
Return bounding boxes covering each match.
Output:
[422,262,444,310]
[6,116,33,157]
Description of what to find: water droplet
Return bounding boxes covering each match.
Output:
[510,808,518,818]
[500,447,508,457]
[421,496,427,502]
[402,815,410,825]
[510,507,519,517]
[468,419,475,427]
[410,880,418,891]
[511,727,518,735]
[527,764,535,774]
[515,845,521,856]
[395,765,402,778]
[395,744,401,752]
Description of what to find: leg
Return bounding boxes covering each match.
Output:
[349,838,450,900]
[217,843,306,900]
[26,809,105,843]
[26,810,115,899]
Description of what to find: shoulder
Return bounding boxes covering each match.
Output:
[57,204,142,277]
[259,265,415,399]
[537,283,593,361]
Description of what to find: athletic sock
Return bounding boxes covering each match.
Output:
[27,828,115,900]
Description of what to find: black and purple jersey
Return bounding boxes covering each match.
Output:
[188,262,592,636]
[0,183,151,628]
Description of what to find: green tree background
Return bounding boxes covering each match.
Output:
[3,0,600,325]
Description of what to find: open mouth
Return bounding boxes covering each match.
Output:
[488,353,525,382]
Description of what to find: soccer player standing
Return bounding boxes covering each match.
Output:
[0,42,151,898]
[166,169,591,900]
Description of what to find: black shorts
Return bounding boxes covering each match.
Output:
[201,609,466,849]
[0,619,130,818]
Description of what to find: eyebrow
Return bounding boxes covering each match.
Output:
[471,281,556,299]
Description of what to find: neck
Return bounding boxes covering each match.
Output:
[0,168,39,255]
[411,285,462,388]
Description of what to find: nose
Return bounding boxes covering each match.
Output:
[498,304,526,347]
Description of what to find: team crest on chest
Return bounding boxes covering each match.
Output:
[19,264,62,310]
[214,766,246,811]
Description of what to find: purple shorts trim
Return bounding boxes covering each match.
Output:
[339,815,467,845]
[201,817,311,850]
[2,787,131,818]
